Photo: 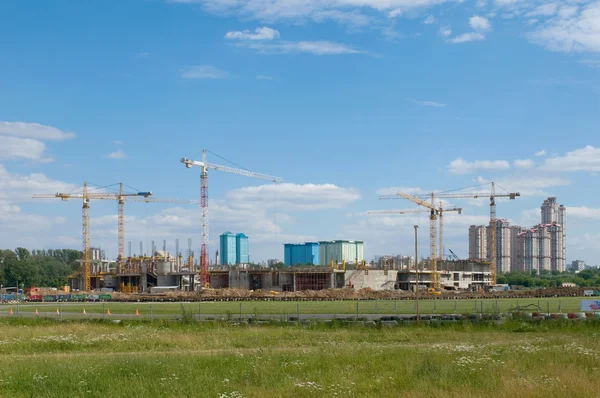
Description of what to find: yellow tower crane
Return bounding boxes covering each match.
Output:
[408,183,520,285]
[33,182,198,290]
[375,195,462,289]
[368,204,462,261]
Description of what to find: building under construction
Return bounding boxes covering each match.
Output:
[397,260,492,291]
[69,252,491,293]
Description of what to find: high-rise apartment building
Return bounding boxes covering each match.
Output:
[515,197,566,273]
[492,219,512,273]
[219,232,250,265]
[220,232,237,266]
[236,233,249,264]
[468,225,487,260]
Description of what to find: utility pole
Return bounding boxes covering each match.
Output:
[414,225,420,323]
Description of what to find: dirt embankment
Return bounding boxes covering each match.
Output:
[108,287,589,302]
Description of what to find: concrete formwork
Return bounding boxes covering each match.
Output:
[345,270,398,290]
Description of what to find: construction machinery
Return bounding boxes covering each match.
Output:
[181,150,283,288]
[376,194,462,290]
[410,182,520,285]
[34,182,199,290]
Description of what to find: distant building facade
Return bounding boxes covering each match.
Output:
[468,226,487,261]
[515,197,566,273]
[570,260,586,272]
[468,197,567,273]
[319,241,364,266]
[284,242,320,266]
[220,232,237,266]
[236,233,249,264]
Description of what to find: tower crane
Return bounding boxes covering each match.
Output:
[406,183,520,285]
[181,149,283,287]
[368,204,462,261]
[33,182,199,290]
[383,183,520,285]
[376,194,461,289]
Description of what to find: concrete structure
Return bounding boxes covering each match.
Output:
[514,197,567,273]
[570,260,586,272]
[90,247,102,261]
[220,232,237,266]
[376,255,414,270]
[215,267,346,292]
[345,270,398,290]
[468,225,487,261]
[236,233,249,264]
[319,240,364,266]
[397,260,492,291]
[284,242,320,266]
[491,219,512,273]
[541,197,567,271]
[516,222,564,272]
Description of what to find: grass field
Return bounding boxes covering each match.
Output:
[0,318,599,397]
[0,297,588,319]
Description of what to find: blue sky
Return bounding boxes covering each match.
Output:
[0,0,599,264]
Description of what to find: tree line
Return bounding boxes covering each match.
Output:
[0,248,82,289]
[497,269,600,288]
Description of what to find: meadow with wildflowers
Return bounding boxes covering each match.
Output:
[0,318,598,397]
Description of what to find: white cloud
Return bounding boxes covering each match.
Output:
[494,0,525,6]
[477,175,571,197]
[225,26,280,40]
[235,40,363,55]
[526,3,558,17]
[171,0,467,26]
[256,75,274,80]
[0,137,52,162]
[448,158,510,174]
[580,58,600,68]
[85,184,360,260]
[181,65,232,79]
[539,146,600,172]
[0,121,75,141]
[513,159,534,169]
[528,2,600,53]
[0,121,75,162]
[424,15,436,24]
[408,99,447,107]
[448,32,486,43]
[388,8,402,18]
[108,150,126,159]
[226,183,361,210]
[440,26,452,37]
[568,206,600,221]
[535,149,547,157]
[376,187,428,196]
[0,164,77,203]
[469,15,492,31]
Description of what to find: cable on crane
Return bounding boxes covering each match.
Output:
[206,150,250,172]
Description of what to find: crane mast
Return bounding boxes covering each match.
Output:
[382,192,462,290]
[201,149,209,287]
[181,150,283,289]
[82,182,91,291]
[408,182,520,285]
[34,183,197,290]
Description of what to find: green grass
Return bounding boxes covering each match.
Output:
[0,318,599,397]
[0,297,587,318]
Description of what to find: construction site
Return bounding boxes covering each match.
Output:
[32,151,528,298]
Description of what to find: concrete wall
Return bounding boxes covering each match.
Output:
[345,270,398,290]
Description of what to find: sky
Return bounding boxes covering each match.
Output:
[0,0,599,265]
